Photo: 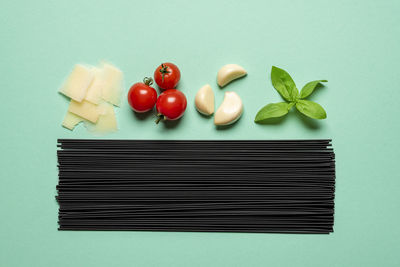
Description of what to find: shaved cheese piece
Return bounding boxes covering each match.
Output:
[60,62,123,134]
[84,102,117,134]
[68,100,100,123]
[60,64,94,102]
[101,62,124,106]
[85,67,105,105]
[62,111,83,130]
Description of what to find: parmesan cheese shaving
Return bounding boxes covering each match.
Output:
[68,100,101,123]
[84,102,117,134]
[59,64,94,102]
[62,112,83,130]
[101,62,124,106]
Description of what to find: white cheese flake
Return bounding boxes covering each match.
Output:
[62,112,83,130]
[68,100,101,123]
[84,102,117,134]
[60,62,123,133]
[59,64,94,102]
[85,67,104,105]
[100,62,124,106]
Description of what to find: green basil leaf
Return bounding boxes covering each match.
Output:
[254,102,291,123]
[271,66,298,101]
[299,80,327,99]
[288,102,295,109]
[295,100,327,119]
[290,86,299,101]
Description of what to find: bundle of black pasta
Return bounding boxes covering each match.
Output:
[56,139,335,233]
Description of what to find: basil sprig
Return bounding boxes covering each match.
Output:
[255,66,327,123]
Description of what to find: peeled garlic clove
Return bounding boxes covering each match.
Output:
[214,92,243,125]
[217,64,247,87]
[195,84,214,115]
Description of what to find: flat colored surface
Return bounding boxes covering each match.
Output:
[1,0,399,266]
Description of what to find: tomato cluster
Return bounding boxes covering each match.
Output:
[127,63,187,123]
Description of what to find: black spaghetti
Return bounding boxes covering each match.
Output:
[56,139,335,233]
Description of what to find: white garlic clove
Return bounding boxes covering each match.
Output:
[195,84,215,115]
[217,64,247,87]
[214,92,243,125]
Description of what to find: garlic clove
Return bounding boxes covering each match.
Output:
[217,64,247,87]
[214,92,243,125]
[195,84,215,115]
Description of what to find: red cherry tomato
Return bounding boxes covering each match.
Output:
[127,77,157,113]
[154,62,181,90]
[155,89,187,123]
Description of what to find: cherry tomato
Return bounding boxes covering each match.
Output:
[155,89,187,123]
[154,62,181,90]
[127,77,157,113]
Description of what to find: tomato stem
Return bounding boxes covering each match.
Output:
[143,77,153,86]
[155,114,165,124]
[159,63,170,83]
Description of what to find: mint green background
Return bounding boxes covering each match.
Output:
[1,0,399,266]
